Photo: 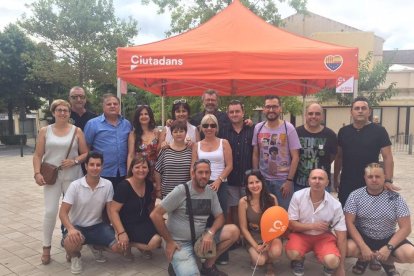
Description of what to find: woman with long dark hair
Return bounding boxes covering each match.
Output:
[110,157,161,259]
[127,105,159,182]
[238,170,282,276]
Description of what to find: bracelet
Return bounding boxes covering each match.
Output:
[286,178,293,182]
[207,230,214,236]
[117,231,126,238]
[218,176,225,182]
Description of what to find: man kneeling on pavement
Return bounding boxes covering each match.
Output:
[150,159,240,276]
[345,163,414,276]
[59,151,123,274]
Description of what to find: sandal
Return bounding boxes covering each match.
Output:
[41,246,51,265]
[381,263,400,276]
[369,258,382,271]
[352,259,368,275]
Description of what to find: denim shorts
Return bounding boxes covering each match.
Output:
[170,229,222,275]
[265,179,292,210]
[73,222,117,248]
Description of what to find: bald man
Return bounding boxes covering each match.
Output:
[294,103,337,191]
[286,169,347,276]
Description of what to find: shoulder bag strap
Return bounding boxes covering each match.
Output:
[284,121,292,159]
[183,183,196,245]
[65,127,77,159]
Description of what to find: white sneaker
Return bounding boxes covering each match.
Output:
[87,245,107,263]
[71,256,82,275]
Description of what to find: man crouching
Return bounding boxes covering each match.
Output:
[345,163,414,275]
[59,151,122,274]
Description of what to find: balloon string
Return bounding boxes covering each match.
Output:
[251,243,265,276]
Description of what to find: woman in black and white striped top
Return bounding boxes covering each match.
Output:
[154,120,192,198]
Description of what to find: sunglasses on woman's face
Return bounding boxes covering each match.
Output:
[202,123,217,129]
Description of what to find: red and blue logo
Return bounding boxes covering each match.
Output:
[324,55,343,72]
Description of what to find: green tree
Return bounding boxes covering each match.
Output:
[19,0,138,87]
[0,24,42,135]
[316,52,397,106]
[142,0,307,37]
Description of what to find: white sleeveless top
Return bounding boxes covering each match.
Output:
[43,125,82,181]
[197,139,225,180]
[165,122,197,144]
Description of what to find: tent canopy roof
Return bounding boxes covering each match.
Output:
[117,0,358,96]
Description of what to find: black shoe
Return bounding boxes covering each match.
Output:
[168,263,176,276]
[215,251,229,265]
[201,264,228,276]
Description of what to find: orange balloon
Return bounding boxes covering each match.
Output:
[260,206,289,243]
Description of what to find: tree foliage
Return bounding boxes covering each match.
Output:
[19,0,138,86]
[142,0,307,37]
[0,24,43,134]
[316,52,397,106]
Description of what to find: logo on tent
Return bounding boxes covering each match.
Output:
[324,55,343,72]
[130,55,184,70]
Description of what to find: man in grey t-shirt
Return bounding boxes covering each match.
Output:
[150,159,240,276]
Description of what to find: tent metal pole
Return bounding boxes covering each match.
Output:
[117,78,122,115]
[161,80,166,126]
[302,95,306,123]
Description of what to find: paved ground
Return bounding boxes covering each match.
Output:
[0,145,413,275]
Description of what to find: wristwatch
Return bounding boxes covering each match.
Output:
[74,159,79,165]
[385,179,393,184]
[386,244,394,251]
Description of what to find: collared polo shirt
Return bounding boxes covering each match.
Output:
[288,187,346,235]
[63,177,114,227]
[84,114,132,177]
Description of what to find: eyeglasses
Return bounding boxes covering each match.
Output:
[55,108,70,114]
[193,159,211,167]
[201,123,217,129]
[245,169,260,176]
[70,95,86,100]
[173,99,187,104]
[264,105,279,110]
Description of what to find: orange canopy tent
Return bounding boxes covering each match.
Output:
[117,0,358,98]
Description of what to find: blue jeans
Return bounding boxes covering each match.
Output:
[171,241,199,275]
[75,222,117,247]
[265,179,292,210]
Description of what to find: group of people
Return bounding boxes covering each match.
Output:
[32,87,414,276]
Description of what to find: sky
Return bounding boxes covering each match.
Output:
[1,0,414,50]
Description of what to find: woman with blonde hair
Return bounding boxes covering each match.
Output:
[33,99,88,265]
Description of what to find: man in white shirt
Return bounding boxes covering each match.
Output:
[59,151,121,274]
[286,169,347,276]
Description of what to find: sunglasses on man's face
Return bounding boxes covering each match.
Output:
[202,123,217,129]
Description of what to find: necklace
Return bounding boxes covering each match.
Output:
[312,199,323,205]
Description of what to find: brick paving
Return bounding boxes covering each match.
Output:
[0,148,413,275]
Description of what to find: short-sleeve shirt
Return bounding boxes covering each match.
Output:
[288,187,346,235]
[338,123,391,192]
[84,114,132,177]
[63,177,113,227]
[294,126,337,188]
[252,121,301,181]
[220,124,254,187]
[155,147,192,198]
[344,187,410,239]
[161,181,222,241]
[113,179,154,227]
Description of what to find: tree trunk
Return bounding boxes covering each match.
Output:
[7,101,14,135]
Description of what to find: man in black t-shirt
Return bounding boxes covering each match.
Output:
[294,103,337,191]
[68,86,96,130]
[334,96,398,207]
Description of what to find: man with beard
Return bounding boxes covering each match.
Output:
[294,103,337,191]
[334,96,397,207]
[252,95,301,210]
[190,89,252,139]
[67,86,96,130]
[150,159,240,276]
